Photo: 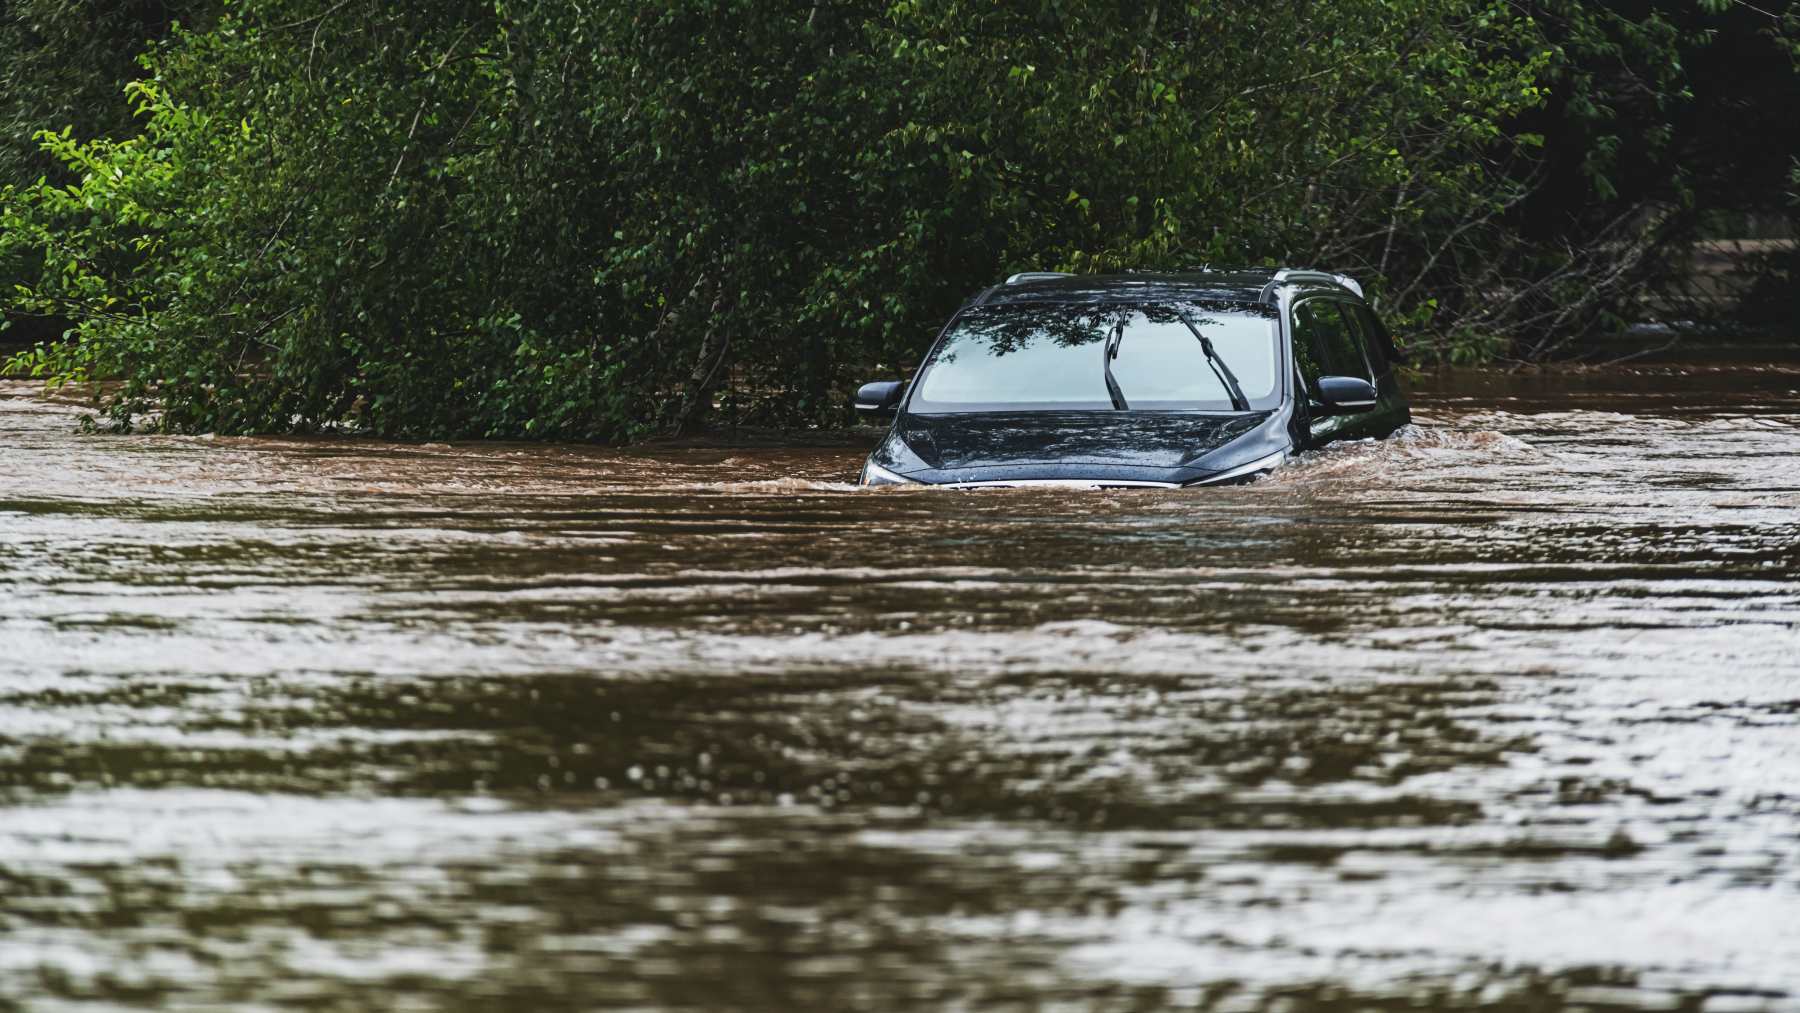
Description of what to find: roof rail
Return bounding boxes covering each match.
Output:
[1004,271,1075,285]
[1258,268,1364,303]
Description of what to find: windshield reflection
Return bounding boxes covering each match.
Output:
[912,301,1280,413]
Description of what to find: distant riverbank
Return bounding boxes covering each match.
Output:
[7,351,1800,451]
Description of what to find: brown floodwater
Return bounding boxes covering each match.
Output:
[1,365,1798,1011]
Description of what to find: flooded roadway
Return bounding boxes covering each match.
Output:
[1,365,1797,1011]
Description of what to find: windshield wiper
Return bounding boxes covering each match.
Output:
[1175,309,1250,412]
[1102,319,1129,410]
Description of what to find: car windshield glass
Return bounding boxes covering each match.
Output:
[910,301,1280,413]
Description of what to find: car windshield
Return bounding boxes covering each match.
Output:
[909,301,1281,413]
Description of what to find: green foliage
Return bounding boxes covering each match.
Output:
[1483,0,1800,353]
[0,0,1794,435]
[0,0,211,343]
[0,0,202,186]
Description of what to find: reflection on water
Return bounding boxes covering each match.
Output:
[2,365,1799,1010]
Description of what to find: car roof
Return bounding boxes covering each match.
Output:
[971,268,1361,308]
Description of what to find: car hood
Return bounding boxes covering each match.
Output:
[877,410,1277,484]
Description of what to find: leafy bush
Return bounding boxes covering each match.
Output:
[0,0,212,346]
[0,0,1792,437]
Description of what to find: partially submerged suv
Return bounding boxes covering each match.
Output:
[854,268,1410,488]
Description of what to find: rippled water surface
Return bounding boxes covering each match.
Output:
[2,366,1798,1011]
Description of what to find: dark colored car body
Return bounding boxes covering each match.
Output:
[855,268,1411,488]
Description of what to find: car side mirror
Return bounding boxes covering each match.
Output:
[1316,375,1378,415]
[852,380,906,416]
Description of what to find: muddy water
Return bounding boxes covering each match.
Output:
[1,366,1798,1011]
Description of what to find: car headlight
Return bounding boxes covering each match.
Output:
[1187,449,1286,486]
[860,460,917,486]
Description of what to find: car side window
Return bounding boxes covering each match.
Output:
[1291,299,1372,399]
[1339,305,1387,377]
[1351,304,1402,367]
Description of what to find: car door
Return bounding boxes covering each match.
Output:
[1291,297,1381,446]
